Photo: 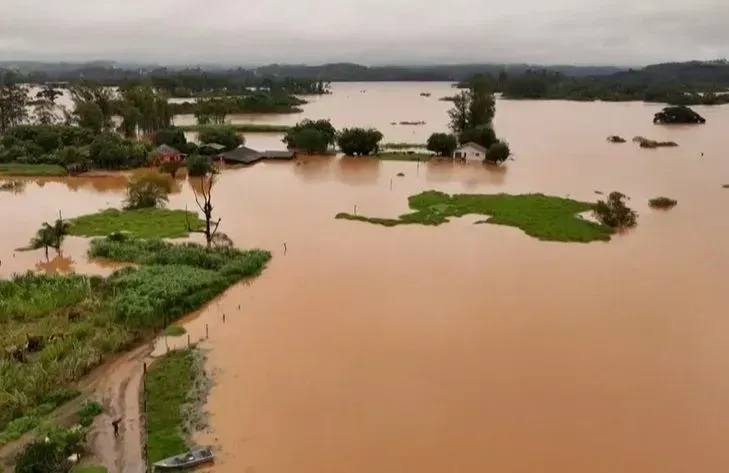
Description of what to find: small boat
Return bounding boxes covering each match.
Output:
[153,446,214,470]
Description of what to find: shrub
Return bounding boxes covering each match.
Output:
[186,155,213,177]
[78,400,103,427]
[648,197,678,209]
[594,191,637,228]
[197,126,243,151]
[283,119,336,153]
[426,133,457,156]
[336,127,383,156]
[484,141,511,163]
[153,128,187,149]
[124,172,173,210]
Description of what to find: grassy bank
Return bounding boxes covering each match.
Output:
[375,152,435,162]
[146,349,209,463]
[0,235,270,442]
[335,190,613,242]
[69,208,205,239]
[380,142,427,150]
[0,164,67,176]
[177,123,291,133]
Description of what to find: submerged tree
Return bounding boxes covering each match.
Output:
[448,77,495,135]
[27,212,70,260]
[34,86,63,125]
[426,132,458,156]
[594,192,637,229]
[124,172,173,209]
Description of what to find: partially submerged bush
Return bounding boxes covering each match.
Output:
[78,400,103,427]
[594,191,637,228]
[606,135,626,143]
[648,197,678,209]
[633,136,679,148]
[124,172,172,210]
[484,141,511,163]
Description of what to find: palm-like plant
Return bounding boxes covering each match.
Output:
[48,214,71,252]
[29,225,56,260]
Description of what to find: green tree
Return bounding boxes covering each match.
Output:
[283,119,337,154]
[118,84,172,136]
[124,172,173,209]
[194,96,229,125]
[160,160,183,178]
[186,155,214,177]
[14,439,71,473]
[458,125,497,149]
[336,127,383,156]
[33,86,62,125]
[0,83,29,133]
[426,133,457,156]
[154,128,188,150]
[594,191,638,229]
[28,224,56,260]
[186,166,221,248]
[484,141,511,163]
[448,80,495,135]
[69,83,115,133]
[198,126,243,151]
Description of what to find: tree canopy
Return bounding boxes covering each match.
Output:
[336,128,383,156]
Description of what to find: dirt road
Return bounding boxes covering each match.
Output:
[0,344,154,473]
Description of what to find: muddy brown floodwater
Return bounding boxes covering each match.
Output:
[4,83,729,473]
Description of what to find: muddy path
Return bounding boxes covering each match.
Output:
[0,344,153,473]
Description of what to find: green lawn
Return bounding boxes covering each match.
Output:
[374,152,435,162]
[69,208,205,239]
[0,163,67,176]
[72,466,108,473]
[380,142,427,150]
[145,349,196,463]
[335,190,613,243]
[177,123,290,133]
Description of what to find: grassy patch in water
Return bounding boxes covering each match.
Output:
[0,236,270,437]
[164,326,187,337]
[648,196,678,209]
[70,208,205,239]
[374,152,434,162]
[146,349,209,463]
[380,142,427,150]
[0,163,67,176]
[335,190,613,243]
[72,467,108,473]
[177,123,290,133]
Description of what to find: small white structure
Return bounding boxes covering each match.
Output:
[453,142,487,161]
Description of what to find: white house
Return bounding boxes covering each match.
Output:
[453,142,487,161]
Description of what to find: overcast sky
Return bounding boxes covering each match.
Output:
[1,0,727,66]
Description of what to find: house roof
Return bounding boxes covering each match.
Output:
[219,146,264,164]
[154,144,180,155]
[261,150,295,159]
[201,143,226,151]
[457,142,488,153]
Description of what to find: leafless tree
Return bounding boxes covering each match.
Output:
[186,174,221,248]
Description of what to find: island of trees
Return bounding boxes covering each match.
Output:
[3,59,729,105]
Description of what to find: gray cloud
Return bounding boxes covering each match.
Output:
[0,0,727,65]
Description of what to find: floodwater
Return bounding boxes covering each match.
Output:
[4,83,729,473]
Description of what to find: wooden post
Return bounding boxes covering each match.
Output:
[354,204,357,216]
[205,324,209,339]
[390,178,393,190]
[187,334,191,348]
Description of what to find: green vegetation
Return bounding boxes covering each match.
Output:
[177,123,290,133]
[0,235,270,441]
[14,425,88,473]
[380,142,427,150]
[196,125,243,151]
[145,349,209,463]
[72,467,108,473]
[22,214,70,260]
[163,326,187,337]
[77,400,103,427]
[283,119,337,154]
[426,133,458,156]
[648,197,678,209]
[335,190,613,243]
[69,208,204,239]
[169,93,305,116]
[0,163,66,176]
[594,192,638,228]
[124,172,173,210]
[653,105,706,124]
[375,152,434,162]
[337,128,384,156]
[485,141,511,163]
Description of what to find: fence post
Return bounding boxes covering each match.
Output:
[205,324,209,339]
[187,334,191,348]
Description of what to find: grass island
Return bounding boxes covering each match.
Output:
[69,208,205,239]
[335,190,613,243]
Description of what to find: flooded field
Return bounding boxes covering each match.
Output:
[4,83,729,473]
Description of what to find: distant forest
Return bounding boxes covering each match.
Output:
[1,60,729,105]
